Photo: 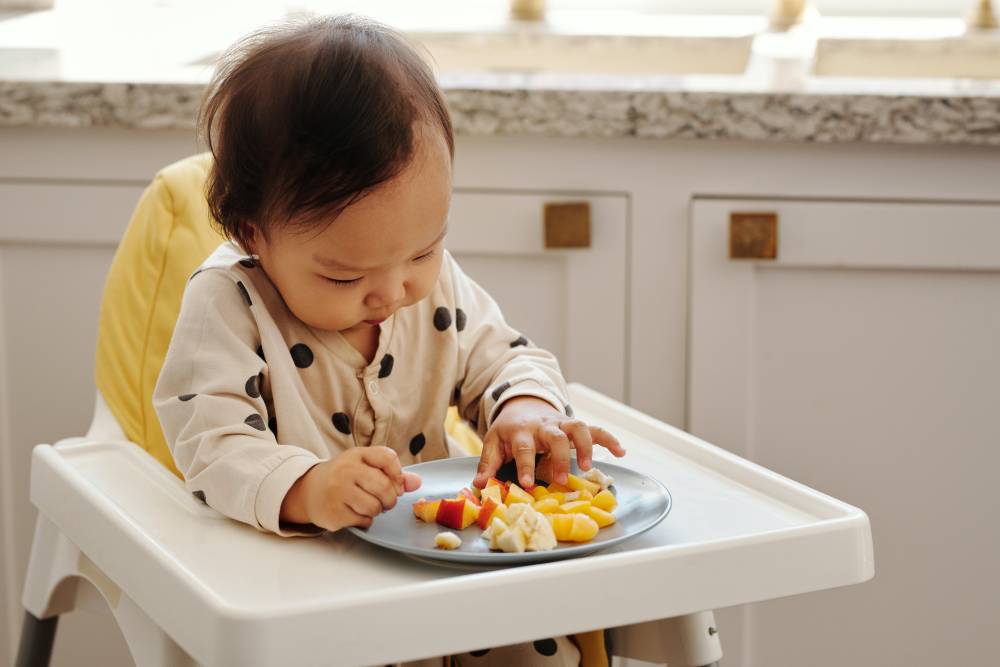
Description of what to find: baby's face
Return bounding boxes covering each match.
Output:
[252,124,452,334]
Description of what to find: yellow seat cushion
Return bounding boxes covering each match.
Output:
[95,153,224,477]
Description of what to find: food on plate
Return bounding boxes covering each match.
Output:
[435,531,462,550]
[411,466,618,551]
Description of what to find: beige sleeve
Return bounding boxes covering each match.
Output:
[153,271,322,537]
[445,254,571,438]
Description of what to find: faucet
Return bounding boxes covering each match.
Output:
[510,0,545,22]
[968,0,998,29]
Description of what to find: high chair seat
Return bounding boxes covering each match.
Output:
[16,155,873,666]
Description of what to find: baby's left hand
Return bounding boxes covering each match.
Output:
[473,396,626,489]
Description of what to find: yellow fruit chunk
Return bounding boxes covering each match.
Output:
[585,506,616,528]
[491,503,509,525]
[559,500,592,514]
[412,499,442,523]
[569,514,600,542]
[547,481,572,493]
[532,497,560,514]
[505,483,534,505]
[531,486,550,501]
[593,489,617,512]
[481,485,503,505]
[548,514,575,541]
[579,489,594,501]
[567,473,602,495]
[546,492,566,504]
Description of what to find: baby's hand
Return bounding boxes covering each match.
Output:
[281,447,421,531]
[473,396,626,490]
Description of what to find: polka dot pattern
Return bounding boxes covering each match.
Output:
[533,638,558,656]
[245,414,266,431]
[378,354,394,379]
[236,281,253,307]
[192,490,206,503]
[178,393,196,402]
[239,257,257,268]
[565,404,574,418]
[433,307,452,331]
[245,374,260,398]
[491,382,511,401]
[469,649,490,657]
[290,343,313,368]
[332,412,352,435]
[510,335,529,348]
[456,308,467,332]
[409,433,426,456]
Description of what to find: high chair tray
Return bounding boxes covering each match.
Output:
[30,384,873,667]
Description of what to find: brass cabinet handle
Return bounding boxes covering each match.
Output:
[544,202,591,249]
[730,211,778,260]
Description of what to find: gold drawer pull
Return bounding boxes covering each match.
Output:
[544,202,591,249]
[730,212,778,260]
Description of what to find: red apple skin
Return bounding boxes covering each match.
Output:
[435,498,468,530]
[459,488,481,506]
[476,497,499,530]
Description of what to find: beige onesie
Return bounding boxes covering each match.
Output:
[153,241,572,536]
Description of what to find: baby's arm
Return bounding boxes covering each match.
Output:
[154,271,325,536]
[444,254,624,488]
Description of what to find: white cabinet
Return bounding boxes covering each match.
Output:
[689,198,1000,667]
[449,190,628,401]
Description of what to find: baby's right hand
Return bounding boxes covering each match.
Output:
[280,447,421,532]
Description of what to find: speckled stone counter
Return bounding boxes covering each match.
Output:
[2,8,1000,146]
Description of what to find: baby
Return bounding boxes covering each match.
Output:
[154,14,624,666]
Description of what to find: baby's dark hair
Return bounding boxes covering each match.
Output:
[198,14,454,250]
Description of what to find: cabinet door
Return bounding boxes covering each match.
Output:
[689,199,1000,667]
[448,190,628,402]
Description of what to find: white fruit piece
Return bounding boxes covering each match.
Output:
[496,525,527,553]
[487,503,556,553]
[434,531,462,550]
[582,467,614,490]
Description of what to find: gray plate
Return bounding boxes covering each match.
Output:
[348,457,672,566]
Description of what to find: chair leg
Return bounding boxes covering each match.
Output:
[14,611,59,667]
[609,611,723,667]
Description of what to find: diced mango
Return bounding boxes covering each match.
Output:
[593,489,617,512]
[579,489,594,501]
[559,500,592,514]
[569,514,600,542]
[548,514,575,541]
[547,481,572,493]
[505,483,534,505]
[531,485,550,501]
[567,473,602,495]
[546,492,566,504]
[532,497,560,514]
[585,506,616,528]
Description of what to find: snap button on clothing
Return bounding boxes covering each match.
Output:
[368,380,379,395]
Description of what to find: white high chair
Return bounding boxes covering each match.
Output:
[14,155,873,666]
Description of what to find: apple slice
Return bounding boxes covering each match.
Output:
[458,487,481,506]
[412,498,442,523]
[436,498,479,530]
[480,485,503,505]
[505,483,534,505]
[476,497,501,529]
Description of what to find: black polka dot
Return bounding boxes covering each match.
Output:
[510,335,529,348]
[245,414,266,431]
[469,649,490,657]
[256,344,265,361]
[236,281,253,307]
[332,412,351,435]
[409,433,426,456]
[290,343,313,368]
[565,404,574,417]
[192,490,206,503]
[239,257,256,268]
[178,393,196,402]
[491,382,511,401]
[268,416,278,436]
[455,308,467,332]
[245,375,260,398]
[533,639,558,656]
[378,354,394,379]
[433,307,452,331]
[189,268,204,281]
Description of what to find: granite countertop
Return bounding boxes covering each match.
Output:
[2,6,999,146]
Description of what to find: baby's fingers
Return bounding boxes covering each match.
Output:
[511,430,538,488]
[362,446,405,491]
[589,425,626,457]
[559,420,594,470]
[357,467,399,511]
[473,430,503,488]
[402,471,421,493]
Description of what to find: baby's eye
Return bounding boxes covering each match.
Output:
[414,249,437,263]
[324,276,361,286]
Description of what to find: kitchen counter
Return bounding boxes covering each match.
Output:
[2,6,999,146]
